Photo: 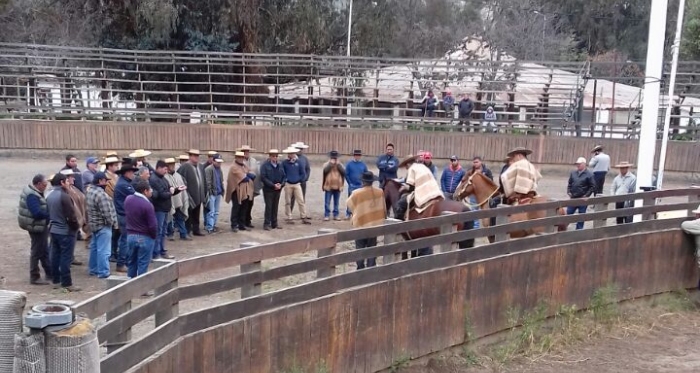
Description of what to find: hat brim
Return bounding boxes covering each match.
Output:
[399,155,419,168]
[129,151,152,158]
[591,146,603,153]
[614,163,634,168]
[507,148,533,157]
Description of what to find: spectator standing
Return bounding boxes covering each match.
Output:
[202,150,218,225]
[61,154,84,193]
[260,149,286,230]
[129,149,155,173]
[46,173,81,292]
[113,163,138,273]
[483,105,498,133]
[239,145,260,229]
[82,157,100,186]
[18,174,52,285]
[566,157,596,230]
[103,156,121,263]
[346,171,386,270]
[86,172,118,278]
[149,160,181,259]
[125,179,158,278]
[60,168,87,261]
[178,149,207,236]
[289,142,311,216]
[376,143,399,189]
[589,145,611,196]
[345,149,368,219]
[420,151,438,178]
[458,94,475,131]
[133,166,151,183]
[164,158,190,241]
[322,150,345,221]
[204,155,225,233]
[226,151,256,232]
[282,147,311,224]
[611,161,637,225]
[440,156,466,200]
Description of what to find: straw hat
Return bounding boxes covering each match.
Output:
[206,151,218,156]
[292,142,309,149]
[614,161,634,168]
[47,173,55,182]
[237,145,256,152]
[186,149,201,155]
[507,147,532,157]
[59,169,78,176]
[129,149,152,158]
[178,154,189,161]
[164,158,176,164]
[104,156,120,165]
[399,155,419,168]
[105,151,118,158]
[282,147,299,154]
[267,149,280,154]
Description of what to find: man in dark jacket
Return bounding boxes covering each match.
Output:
[150,160,183,259]
[260,149,286,230]
[61,154,84,193]
[113,163,138,272]
[18,174,52,285]
[46,173,81,292]
[178,149,207,236]
[567,157,597,230]
[376,143,399,188]
[458,94,475,132]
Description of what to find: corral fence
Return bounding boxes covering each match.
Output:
[65,188,700,373]
[1,43,700,139]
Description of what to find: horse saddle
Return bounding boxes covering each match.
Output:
[405,195,442,221]
[508,191,538,205]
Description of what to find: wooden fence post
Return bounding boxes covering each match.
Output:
[152,259,179,327]
[593,199,608,228]
[383,218,401,264]
[317,228,338,278]
[642,194,656,221]
[105,275,130,354]
[545,207,558,233]
[240,242,262,298]
[439,211,457,253]
[494,205,509,242]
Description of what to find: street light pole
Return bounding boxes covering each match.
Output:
[347,0,353,57]
[533,11,546,60]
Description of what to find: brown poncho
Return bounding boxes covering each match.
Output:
[225,161,254,204]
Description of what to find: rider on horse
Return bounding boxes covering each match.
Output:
[500,147,541,205]
[394,154,444,220]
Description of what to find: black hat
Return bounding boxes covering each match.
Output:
[116,164,139,175]
[361,171,378,183]
[353,149,362,156]
[329,150,339,159]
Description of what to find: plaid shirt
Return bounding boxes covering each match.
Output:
[86,185,118,232]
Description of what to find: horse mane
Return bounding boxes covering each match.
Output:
[472,171,498,189]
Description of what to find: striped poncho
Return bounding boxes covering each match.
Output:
[500,159,541,198]
[406,163,444,213]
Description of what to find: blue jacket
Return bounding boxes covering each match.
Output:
[297,154,311,183]
[282,159,306,184]
[345,160,368,189]
[260,161,286,191]
[441,165,466,193]
[114,176,135,216]
[376,154,399,186]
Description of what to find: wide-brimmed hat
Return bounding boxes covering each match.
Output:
[129,149,152,158]
[116,164,139,175]
[399,155,419,168]
[507,147,532,157]
[692,204,700,214]
[575,157,587,164]
[282,147,299,154]
[267,149,280,155]
[59,169,78,177]
[234,151,245,158]
[591,145,604,153]
[329,150,339,159]
[178,154,189,161]
[186,149,200,155]
[292,142,309,149]
[237,145,255,152]
[361,171,378,183]
[352,149,362,156]
[104,156,120,165]
[164,158,176,164]
[206,151,218,156]
[105,151,118,158]
[614,161,634,168]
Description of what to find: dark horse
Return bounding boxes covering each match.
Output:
[383,179,474,258]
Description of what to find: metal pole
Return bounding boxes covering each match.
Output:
[657,0,686,190]
[634,0,669,221]
[347,0,353,57]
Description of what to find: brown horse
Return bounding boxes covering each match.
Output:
[383,179,474,257]
[454,172,567,242]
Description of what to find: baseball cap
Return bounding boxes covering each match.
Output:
[450,155,458,161]
[86,157,100,165]
[92,171,110,183]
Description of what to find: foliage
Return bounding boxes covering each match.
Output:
[683,0,700,59]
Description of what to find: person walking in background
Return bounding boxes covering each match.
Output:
[345,149,368,219]
[164,158,190,241]
[226,151,256,232]
[376,143,398,189]
[566,157,596,230]
[441,155,466,200]
[81,157,100,186]
[322,150,345,221]
[289,142,311,216]
[458,93,475,132]
[149,160,181,259]
[346,171,386,270]
[113,163,138,273]
[204,155,225,233]
[178,149,207,237]
[282,147,311,224]
[18,174,52,285]
[61,154,84,193]
[260,149,286,231]
[239,145,260,229]
[86,172,117,278]
[589,145,610,196]
[611,161,637,225]
[124,179,158,278]
[46,173,80,292]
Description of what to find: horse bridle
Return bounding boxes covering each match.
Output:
[462,174,500,208]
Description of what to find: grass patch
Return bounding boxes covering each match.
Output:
[390,354,410,372]
[651,289,697,312]
[590,285,620,326]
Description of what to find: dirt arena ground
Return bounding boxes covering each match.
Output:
[0,149,697,371]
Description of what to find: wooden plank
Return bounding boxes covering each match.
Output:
[316,229,338,278]
[104,276,131,355]
[98,288,179,343]
[101,317,180,373]
[246,312,271,372]
[240,242,262,298]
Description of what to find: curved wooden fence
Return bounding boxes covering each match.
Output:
[66,188,700,373]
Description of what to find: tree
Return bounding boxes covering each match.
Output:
[682,0,700,59]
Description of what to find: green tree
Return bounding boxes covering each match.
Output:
[682,0,700,59]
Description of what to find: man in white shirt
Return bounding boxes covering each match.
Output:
[589,145,611,196]
[610,161,636,225]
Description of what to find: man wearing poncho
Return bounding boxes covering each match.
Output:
[394,155,444,220]
[226,151,255,232]
[500,147,541,205]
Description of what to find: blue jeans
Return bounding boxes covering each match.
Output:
[324,190,341,218]
[88,227,112,278]
[205,194,222,231]
[50,233,76,287]
[117,214,129,267]
[566,205,588,230]
[346,186,359,217]
[127,234,154,278]
[355,237,377,269]
[153,211,168,258]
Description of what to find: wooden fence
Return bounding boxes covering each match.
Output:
[66,188,700,373]
[2,120,700,172]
